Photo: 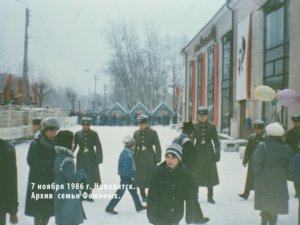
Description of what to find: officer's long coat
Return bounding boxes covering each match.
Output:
[243,133,264,190]
[74,130,102,187]
[133,127,161,188]
[193,121,220,187]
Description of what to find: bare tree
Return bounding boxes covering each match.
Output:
[34,74,53,107]
[65,86,77,110]
[103,21,185,111]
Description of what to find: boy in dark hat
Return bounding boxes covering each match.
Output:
[106,135,146,215]
[173,121,209,224]
[73,117,103,202]
[147,144,208,225]
[194,107,220,204]
[54,130,86,225]
[133,114,161,202]
[239,120,265,200]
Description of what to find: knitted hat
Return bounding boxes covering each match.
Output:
[123,135,136,148]
[137,114,148,124]
[265,122,285,137]
[41,117,60,132]
[165,143,183,161]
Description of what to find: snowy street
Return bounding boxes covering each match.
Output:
[14,125,297,225]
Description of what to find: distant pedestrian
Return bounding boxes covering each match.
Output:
[32,118,42,140]
[73,117,103,202]
[239,120,265,200]
[54,130,87,225]
[252,122,293,225]
[133,115,161,202]
[25,117,60,225]
[105,135,146,215]
[194,107,220,204]
[147,143,208,225]
[0,139,18,225]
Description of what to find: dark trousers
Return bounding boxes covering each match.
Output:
[260,211,278,225]
[34,216,50,225]
[208,187,213,198]
[139,188,147,199]
[106,176,143,211]
[0,211,6,225]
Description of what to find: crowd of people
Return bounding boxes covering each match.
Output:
[0,107,299,225]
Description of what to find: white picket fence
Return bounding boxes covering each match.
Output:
[0,107,78,140]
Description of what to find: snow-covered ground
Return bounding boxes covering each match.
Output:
[13,125,297,225]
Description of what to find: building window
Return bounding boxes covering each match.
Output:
[196,55,202,110]
[263,0,289,125]
[221,33,232,134]
[188,61,193,120]
[207,45,215,121]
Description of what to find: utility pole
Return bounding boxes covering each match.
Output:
[22,7,30,105]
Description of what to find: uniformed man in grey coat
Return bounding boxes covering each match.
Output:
[239,120,265,200]
[194,107,220,204]
[73,117,103,202]
[133,115,161,202]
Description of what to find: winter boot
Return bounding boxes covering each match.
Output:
[207,196,215,204]
[137,205,147,212]
[105,209,118,215]
[238,190,250,200]
[260,211,269,225]
[196,217,210,224]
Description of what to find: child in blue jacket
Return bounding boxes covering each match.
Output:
[105,135,146,214]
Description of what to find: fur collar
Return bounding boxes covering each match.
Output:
[55,146,75,158]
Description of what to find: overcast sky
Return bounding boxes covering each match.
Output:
[0,0,225,95]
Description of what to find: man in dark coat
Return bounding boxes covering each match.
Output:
[294,151,300,225]
[194,107,220,204]
[239,120,265,200]
[133,115,162,202]
[73,117,103,202]
[25,117,60,225]
[147,144,208,225]
[0,139,18,225]
[173,120,209,224]
[286,114,300,155]
[252,122,293,225]
[286,114,300,197]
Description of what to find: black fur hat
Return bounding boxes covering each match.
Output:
[55,130,74,150]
